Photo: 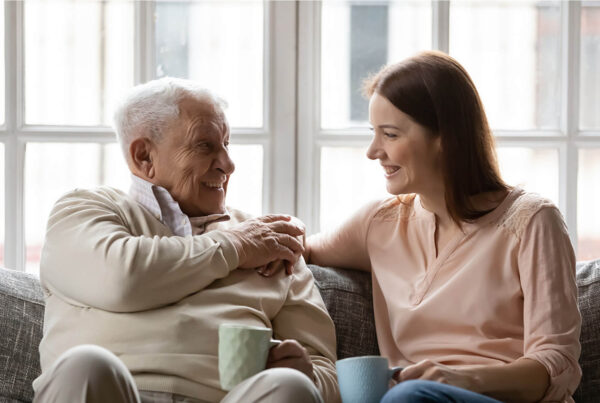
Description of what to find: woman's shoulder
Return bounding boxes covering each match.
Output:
[497,188,561,239]
[371,193,418,222]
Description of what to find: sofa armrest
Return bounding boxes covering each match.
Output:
[0,267,44,402]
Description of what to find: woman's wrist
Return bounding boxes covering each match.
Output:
[460,360,549,402]
[461,367,485,394]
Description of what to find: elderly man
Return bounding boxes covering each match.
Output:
[32,78,339,403]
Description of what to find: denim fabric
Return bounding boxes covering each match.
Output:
[381,380,502,403]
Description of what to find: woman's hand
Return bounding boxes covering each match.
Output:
[266,339,315,381]
[397,359,480,392]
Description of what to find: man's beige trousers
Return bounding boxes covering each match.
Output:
[33,345,324,403]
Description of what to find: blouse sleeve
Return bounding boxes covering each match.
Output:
[306,199,382,272]
[518,206,582,401]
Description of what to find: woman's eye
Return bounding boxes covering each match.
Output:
[383,132,397,138]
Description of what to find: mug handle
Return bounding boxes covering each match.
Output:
[269,339,282,348]
[388,366,403,380]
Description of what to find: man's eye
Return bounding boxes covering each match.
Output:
[195,142,211,150]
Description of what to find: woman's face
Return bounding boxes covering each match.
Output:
[367,92,443,196]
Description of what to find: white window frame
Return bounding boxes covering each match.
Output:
[3,1,600,271]
[1,0,297,272]
[297,0,600,255]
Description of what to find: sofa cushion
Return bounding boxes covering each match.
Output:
[0,267,44,403]
[308,265,379,359]
[574,259,600,402]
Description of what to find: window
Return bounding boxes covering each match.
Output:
[299,0,432,233]
[298,0,600,261]
[24,143,128,273]
[3,1,296,274]
[154,1,264,127]
[24,0,134,126]
[580,2,600,129]
[578,148,600,260]
[0,1,4,125]
[3,1,599,274]
[450,1,561,130]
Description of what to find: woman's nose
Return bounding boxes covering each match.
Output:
[366,137,382,160]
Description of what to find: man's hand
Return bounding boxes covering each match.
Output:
[256,216,307,277]
[224,215,305,270]
[266,339,315,382]
[396,359,479,392]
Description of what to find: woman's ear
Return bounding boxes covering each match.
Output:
[435,136,442,154]
[129,137,156,180]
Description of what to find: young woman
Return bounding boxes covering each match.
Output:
[305,51,581,402]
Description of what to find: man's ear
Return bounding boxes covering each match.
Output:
[129,137,156,180]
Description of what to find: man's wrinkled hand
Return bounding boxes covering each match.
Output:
[266,339,315,382]
[224,215,305,271]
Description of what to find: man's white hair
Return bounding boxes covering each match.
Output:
[112,77,227,160]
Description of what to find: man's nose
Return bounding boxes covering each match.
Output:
[215,148,235,175]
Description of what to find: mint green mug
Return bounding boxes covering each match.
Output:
[218,324,281,391]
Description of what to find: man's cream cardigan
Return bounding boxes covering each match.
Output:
[34,186,339,402]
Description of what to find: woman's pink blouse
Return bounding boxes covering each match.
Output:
[309,188,581,401]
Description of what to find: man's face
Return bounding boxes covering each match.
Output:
[151,97,235,216]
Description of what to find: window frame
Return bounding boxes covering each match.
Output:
[1,0,297,272]
[2,1,600,271]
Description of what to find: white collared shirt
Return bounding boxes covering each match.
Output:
[129,174,229,236]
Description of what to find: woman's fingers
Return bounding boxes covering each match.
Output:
[399,359,435,381]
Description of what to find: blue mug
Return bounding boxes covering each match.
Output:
[336,356,403,403]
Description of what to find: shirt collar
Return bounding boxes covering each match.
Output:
[129,174,230,236]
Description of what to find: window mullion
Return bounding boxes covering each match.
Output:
[562,0,581,248]
[134,0,154,85]
[267,1,296,215]
[4,1,25,271]
[432,0,449,52]
[297,0,320,233]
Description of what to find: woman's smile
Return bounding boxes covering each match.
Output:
[382,165,401,178]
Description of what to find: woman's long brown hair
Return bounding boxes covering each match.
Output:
[364,50,509,224]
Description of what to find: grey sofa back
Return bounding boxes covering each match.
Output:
[1,261,599,402]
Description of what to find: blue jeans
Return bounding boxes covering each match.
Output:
[381,380,503,403]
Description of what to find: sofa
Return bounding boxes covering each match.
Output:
[1,260,599,403]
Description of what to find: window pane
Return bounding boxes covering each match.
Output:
[226,145,263,217]
[320,147,388,231]
[321,0,431,129]
[0,144,4,267]
[25,143,130,274]
[450,1,561,130]
[25,0,134,126]
[578,149,600,260]
[155,1,263,128]
[496,147,559,205]
[0,2,4,125]
[580,4,600,129]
